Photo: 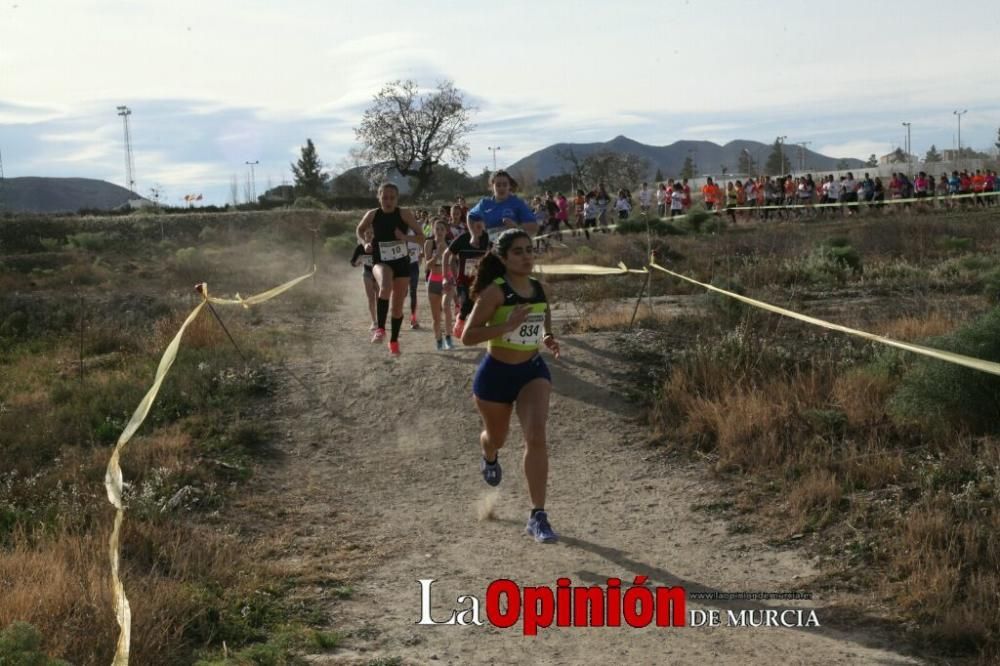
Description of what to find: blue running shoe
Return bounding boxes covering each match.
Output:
[480,456,501,486]
[525,510,558,543]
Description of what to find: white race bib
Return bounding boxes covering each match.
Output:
[408,244,421,262]
[361,255,373,267]
[378,241,407,261]
[464,255,482,272]
[503,312,545,347]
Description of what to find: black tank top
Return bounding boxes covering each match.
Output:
[372,207,407,243]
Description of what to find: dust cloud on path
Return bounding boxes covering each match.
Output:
[230,264,922,666]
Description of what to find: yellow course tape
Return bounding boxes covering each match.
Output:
[648,262,1000,377]
[533,261,647,276]
[104,266,315,666]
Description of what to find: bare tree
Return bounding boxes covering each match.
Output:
[355,80,475,197]
[555,148,649,191]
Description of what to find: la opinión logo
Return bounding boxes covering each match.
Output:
[416,578,821,635]
[417,577,684,635]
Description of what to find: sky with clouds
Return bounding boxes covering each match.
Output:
[2,0,999,205]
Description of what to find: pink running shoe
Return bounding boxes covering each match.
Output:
[388,341,401,356]
[371,327,386,343]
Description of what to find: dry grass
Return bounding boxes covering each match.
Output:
[876,311,959,341]
[1,213,329,662]
[787,470,843,531]
[0,520,267,665]
[831,369,895,428]
[152,307,228,350]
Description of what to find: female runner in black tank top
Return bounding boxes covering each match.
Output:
[356,183,425,356]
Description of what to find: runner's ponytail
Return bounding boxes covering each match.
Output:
[472,253,506,299]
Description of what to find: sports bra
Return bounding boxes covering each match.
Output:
[487,277,548,352]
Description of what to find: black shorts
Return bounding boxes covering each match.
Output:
[427,280,443,296]
[376,257,410,279]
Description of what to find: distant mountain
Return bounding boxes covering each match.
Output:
[0,177,145,213]
[507,136,865,181]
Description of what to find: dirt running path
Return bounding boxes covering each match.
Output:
[230,264,921,666]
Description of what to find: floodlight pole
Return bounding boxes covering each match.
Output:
[116,106,136,193]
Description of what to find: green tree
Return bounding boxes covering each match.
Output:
[737,151,756,176]
[924,144,942,163]
[836,159,851,170]
[654,167,665,182]
[680,156,697,180]
[888,147,907,164]
[291,138,329,198]
[355,79,474,198]
[764,139,789,175]
[865,154,878,167]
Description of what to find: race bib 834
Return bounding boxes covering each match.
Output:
[503,312,545,347]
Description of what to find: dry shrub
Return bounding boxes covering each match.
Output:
[876,311,957,341]
[787,470,843,531]
[0,520,253,665]
[886,499,1000,654]
[152,308,227,350]
[0,526,116,663]
[660,359,836,472]
[124,425,192,474]
[831,369,895,427]
[838,442,904,490]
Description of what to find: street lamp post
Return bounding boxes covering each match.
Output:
[953,110,967,170]
[487,146,500,171]
[901,122,912,175]
[794,141,811,172]
[245,160,259,204]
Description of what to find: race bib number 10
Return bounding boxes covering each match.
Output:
[503,312,545,347]
[379,241,407,261]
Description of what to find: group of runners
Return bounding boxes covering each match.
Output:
[692,168,1000,222]
[352,172,560,543]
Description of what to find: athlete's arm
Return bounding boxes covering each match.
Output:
[356,209,375,245]
[423,239,436,267]
[541,297,560,359]
[516,198,539,235]
[399,208,426,245]
[460,286,529,346]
